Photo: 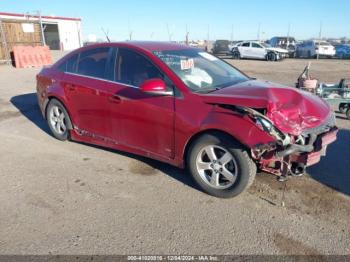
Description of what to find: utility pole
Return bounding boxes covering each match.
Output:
[206,24,210,52]
[128,19,133,41]
[230,24,234,41]
[166,23,172,42]
[287,23,291,43]
[317,21,323,60]
[257,23,261,41]
[36,10,46,46]
[185,24,189,45]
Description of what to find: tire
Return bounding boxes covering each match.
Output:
[267,52,277,61]
[232,51,241,60]
[339,103,348,114]
[346,108,350,120]
[187,133,256,198]
[46,98,72,141]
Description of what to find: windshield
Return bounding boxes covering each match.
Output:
[260,43,271,48]
[316,41,331,46]
[153,49,249,92]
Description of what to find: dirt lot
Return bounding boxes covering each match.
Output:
[0,56,349,255]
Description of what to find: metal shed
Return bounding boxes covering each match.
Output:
[0,12,82,63]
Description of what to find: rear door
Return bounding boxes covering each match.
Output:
[239,42,251,57]
[62,47,113,138]
[109,48,175,158]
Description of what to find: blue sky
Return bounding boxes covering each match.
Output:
[1,0,349,41]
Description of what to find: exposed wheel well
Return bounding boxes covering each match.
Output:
[183,129,247,167]
[45,96,73,130]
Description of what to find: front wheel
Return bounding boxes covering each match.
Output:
[187,133,256,198]
[267,52,277,61]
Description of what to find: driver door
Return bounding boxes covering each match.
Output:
[251,42,266,59]
[109,48,175,158]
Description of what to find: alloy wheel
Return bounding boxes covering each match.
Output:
[195,145,238,189]
[49,105,67,135]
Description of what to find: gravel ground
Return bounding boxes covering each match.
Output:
[0,55,349,255]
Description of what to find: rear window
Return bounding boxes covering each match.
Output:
[57,54,78,73]
[77,47,110,79]
[316,42,331,46]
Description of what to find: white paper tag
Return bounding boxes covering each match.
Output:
[180,59,194,70]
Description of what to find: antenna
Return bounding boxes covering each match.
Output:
[101,27,110,42]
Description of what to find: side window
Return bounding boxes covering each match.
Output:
[77,47,110,79]
[252,43,262,48]
[66,54,79,73]
[115,48,164,87]
[242,42,250,47]
[57,53,78,73]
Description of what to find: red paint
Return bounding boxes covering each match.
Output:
[0,11,81,21]
[36,42,337,174]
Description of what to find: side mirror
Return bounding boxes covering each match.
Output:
[140,78,173,96]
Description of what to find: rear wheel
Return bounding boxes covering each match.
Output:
[46,99,72,141]
[346,108,350,120]
[187,133,256,198]
[339,103,348,114]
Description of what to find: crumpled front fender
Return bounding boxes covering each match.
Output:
[200,108,276,148]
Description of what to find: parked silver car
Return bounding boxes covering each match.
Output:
[296,40,336,58]
[231,41,289,61]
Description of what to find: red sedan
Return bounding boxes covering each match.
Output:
[36,42,337,198]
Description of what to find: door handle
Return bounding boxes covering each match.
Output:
[109,95,122,104]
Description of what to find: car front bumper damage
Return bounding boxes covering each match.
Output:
[250,111,338,177]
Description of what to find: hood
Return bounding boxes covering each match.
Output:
[200,80,332,136]
[267,47,289,53]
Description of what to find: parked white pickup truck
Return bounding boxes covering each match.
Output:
[231,41,289,61]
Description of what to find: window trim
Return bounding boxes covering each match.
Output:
[112,47,176,94]
[65,71,139,89]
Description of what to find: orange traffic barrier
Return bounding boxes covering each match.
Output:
[13,45,53,68]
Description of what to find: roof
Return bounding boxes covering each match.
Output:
[121,41,192,52]
[0,11,81,21]
[84,41,193,52]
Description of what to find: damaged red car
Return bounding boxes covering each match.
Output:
[36,42,338,198]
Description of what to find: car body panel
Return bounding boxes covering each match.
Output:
[297,40,336,58]
[235,41,288,60]
[36,41,337,177]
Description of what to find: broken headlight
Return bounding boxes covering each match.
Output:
[253,115,290,146]
[256,117,273,132]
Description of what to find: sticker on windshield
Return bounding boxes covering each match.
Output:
[180,59,194,70]
[198,52,218,61]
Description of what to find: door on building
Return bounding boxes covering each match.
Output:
[43,23,60,50]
